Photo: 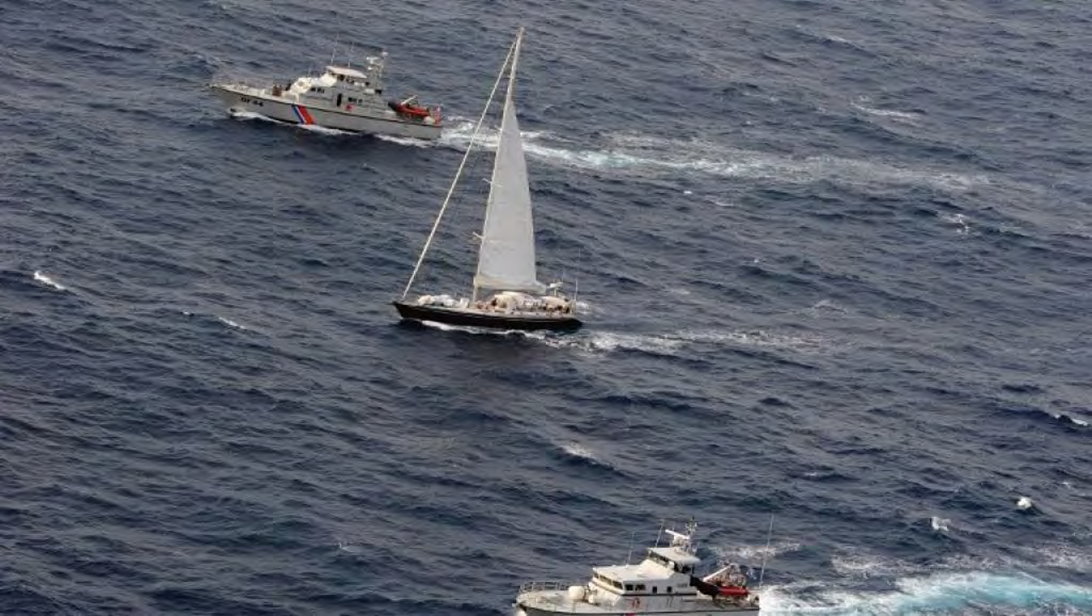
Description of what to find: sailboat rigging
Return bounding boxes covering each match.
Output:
[393,27,582,332]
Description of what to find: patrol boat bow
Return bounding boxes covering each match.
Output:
[515,521,761,616]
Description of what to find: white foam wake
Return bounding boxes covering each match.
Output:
[774,571,1091,615]
[375,133,434,148]
[544,328,838,357]
[438,122,985,192]
[228,109,280,123]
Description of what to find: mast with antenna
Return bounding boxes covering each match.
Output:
[624,530,637,564]
[757,514,775,588]
[329,33,340,66]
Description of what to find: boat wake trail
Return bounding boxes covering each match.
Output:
[438,122,986,192]
[762,571,1092,615]
[543,328,840,358]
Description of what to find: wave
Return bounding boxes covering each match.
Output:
[215,315,248,331]
[180,310,253,332]
[555,441,619,472]
[931,516,951,533]
[852,102,925,123]
[32,270,67,291]
[1050,412,1089,427]
[560,441,598,461]
[938,212,972,235]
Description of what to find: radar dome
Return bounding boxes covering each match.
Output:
[567,585,586,602]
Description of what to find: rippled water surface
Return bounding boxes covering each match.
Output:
[1,0,1090,614]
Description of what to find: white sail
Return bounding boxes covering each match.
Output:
[473,32,545,294]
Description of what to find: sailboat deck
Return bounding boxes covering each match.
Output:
[393,301,582,332]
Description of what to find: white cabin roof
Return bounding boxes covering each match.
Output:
[648,545,700,566]
[325,65,371,79]
[592,554,694,587]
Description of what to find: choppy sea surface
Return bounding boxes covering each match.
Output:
[2,0,1090,614]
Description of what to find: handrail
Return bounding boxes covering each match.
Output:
[517,580,579,594]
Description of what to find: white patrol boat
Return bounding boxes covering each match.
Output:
[515,522,761,616]
[210,51,442,139]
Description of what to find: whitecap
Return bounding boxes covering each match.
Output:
[216,315,248,330]
[335,536,364,554]
[803,298,849,315]
[940,212,972,235]
[1051,412,1089,426]
[33,270,66,291]
[559,441,613,469]
[852,102,924,122]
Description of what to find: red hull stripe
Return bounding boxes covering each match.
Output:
[292,105,315,125]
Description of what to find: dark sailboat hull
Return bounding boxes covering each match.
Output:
[393,301,582,332]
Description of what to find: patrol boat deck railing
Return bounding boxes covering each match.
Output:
[518,580,578,594]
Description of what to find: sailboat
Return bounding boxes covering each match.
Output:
[393,28,582,333]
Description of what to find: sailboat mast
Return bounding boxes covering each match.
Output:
[472,27,525,302]
[399,34,519,301]
[507,27,524,106]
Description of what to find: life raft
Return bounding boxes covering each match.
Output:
[717,585,749,597]
[388,100,432,119]
[691,575,751,599]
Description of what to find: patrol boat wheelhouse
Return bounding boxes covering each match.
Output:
[210,51,442,140]
[515,522,760,616]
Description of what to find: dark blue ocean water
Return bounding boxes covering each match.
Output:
[1,0,1090,614]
